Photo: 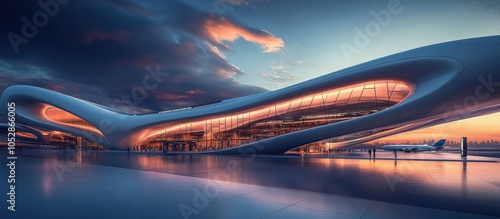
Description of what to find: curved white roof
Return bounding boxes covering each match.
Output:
[2,36,500,154]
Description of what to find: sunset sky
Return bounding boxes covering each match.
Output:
[370,112,500,144]
[1,0,500,143]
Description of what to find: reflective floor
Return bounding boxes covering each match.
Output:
[2,150,500,219]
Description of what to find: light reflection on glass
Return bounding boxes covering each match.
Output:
[42,105,103,135]
[141,81,412,152]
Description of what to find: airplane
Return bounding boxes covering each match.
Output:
[381,139,447,152]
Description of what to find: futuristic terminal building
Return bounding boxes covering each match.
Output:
[2,36,500,154]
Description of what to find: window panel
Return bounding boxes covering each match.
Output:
[140,81,411,152]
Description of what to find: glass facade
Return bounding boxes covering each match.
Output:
[140,80,411,152]
[40,105,105,149]
[43,105,102,135]
[35,80,411,151]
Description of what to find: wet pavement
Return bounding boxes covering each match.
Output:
[1,150,500,219]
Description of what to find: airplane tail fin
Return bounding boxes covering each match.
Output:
[432,139,446,147]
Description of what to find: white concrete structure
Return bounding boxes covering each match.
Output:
[2,36,500,154]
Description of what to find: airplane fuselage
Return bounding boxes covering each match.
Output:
[381,145,443,152]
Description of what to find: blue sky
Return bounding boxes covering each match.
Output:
[193,0,500,89]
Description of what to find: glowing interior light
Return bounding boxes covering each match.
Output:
[140,80,412,152]
[42,105,103,135]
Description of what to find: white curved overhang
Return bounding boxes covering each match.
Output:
[2,36,500,153]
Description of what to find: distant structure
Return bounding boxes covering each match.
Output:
[461,137,468,158]
[2,36,500,154]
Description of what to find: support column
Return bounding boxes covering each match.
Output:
[461,137,467,158]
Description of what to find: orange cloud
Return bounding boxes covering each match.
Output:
[206,42,226,59]
[155,93,189,100]
[186,89,205,95]
[216,65,242,78]
[203,18,284,53]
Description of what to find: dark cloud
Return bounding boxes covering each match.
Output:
[219,0,252,6]
[0,0,283,113]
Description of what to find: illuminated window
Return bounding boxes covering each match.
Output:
[43,105,102,135]
[140,80,412,152]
